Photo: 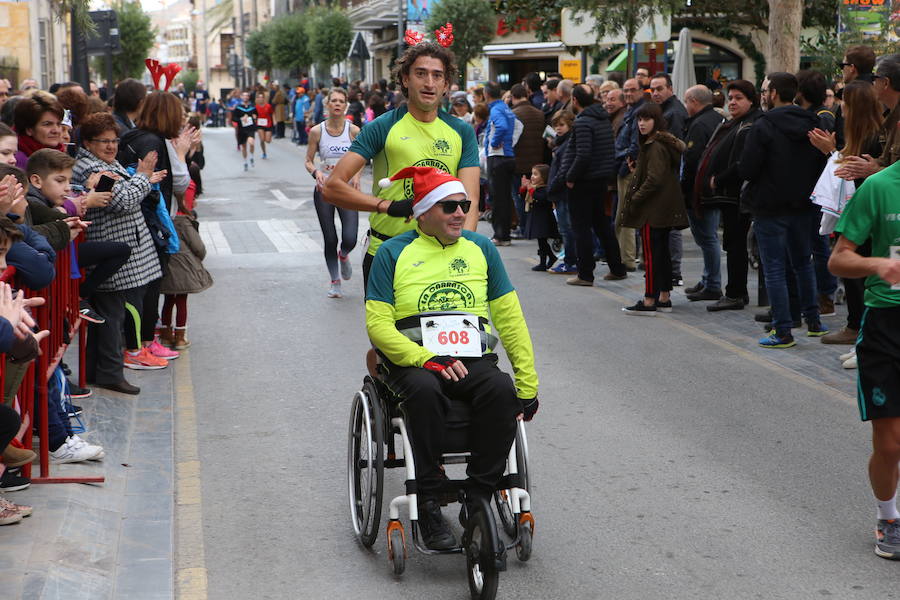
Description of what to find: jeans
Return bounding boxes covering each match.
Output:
[687,208,721,291]
[811,220,837,297]
[313,189,358,282]
[569,181,625,281]
[554,196,577,266]
[294,121,308,145]
[669,230,683,277]
[615,176,637,268]
[488,156,516,241]
[754,212,820,334]
[513,176,528,233]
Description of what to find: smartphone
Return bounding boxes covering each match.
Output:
[95,175,115,193]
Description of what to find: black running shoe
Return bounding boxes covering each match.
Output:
[79,300,106,324]
[0,468,30,492]
[65,402,83,418]
[622,300,658,316]
[418,499,457,550]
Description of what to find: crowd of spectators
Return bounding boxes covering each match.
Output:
[0,75,213,522]
[448,46,899,353]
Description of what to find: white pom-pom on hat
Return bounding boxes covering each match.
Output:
[378,177,393,189]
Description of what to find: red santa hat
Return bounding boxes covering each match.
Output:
[378,167,467,218]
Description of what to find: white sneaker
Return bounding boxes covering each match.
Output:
[70,435,105,461]
[50,436,103,463]
[327,282,342,298]
[339,253,352,280]
[839,348,857,362]
[843,354,858,369]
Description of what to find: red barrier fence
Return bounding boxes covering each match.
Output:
[2,241,104,485]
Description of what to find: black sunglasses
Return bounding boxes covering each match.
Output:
[840,62,854,68]
[438,200,471,214]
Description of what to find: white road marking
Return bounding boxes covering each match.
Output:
[257,219,320,253]
[199,221,233,256]
[267,188,306,210]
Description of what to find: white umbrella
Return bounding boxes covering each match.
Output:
[671,27,697,100]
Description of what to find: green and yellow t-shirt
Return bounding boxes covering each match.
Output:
[835,160,900,308]
[349,106,480,256]
[365,228,538,399]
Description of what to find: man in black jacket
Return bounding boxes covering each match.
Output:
[681,85,723,302]
[650,73,689,285]
[739,72,828,348]
[564,84,626,285]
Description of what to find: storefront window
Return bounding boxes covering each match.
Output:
[666,39,742,86]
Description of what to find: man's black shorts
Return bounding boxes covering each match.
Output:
[237,127,256,146]
[857,306,900,421]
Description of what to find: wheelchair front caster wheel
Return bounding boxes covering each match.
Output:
[494,491,517,538]
[465,509,500,600]
[388,527,406,576]
[515,520,533,562]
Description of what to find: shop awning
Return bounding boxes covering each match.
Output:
[606,48,628,72]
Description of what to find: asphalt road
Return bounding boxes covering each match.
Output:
[182,127,897,599]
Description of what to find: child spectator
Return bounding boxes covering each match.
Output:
[522,164,557,271]
[0,123,16,166]
[159,183,212,349]
[26,149,128,323]
[618,102,688,315]
[547,110,577,274]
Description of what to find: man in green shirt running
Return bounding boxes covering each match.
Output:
[324,41,481,287]
[830,160,900,560]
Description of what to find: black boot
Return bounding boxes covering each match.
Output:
[418,499,457,550]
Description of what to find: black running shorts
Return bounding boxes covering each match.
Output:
[237,127,256,145]
[857,306,900,421]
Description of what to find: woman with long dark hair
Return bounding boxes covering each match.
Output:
[810,80,884,354]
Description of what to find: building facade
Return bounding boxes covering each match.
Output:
[0,0,69,89]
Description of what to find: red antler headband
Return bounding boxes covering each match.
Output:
[145,58,182,92]
[404,22,454,48]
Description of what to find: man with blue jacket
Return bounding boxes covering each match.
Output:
[484,82,516,246]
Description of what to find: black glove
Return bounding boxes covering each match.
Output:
[386,198,414,218]
[423,355,460,373]
[520,397,539,421]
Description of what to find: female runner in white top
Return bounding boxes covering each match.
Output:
[305,88,361,298]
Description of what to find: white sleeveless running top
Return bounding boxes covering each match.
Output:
[318,120,353,173]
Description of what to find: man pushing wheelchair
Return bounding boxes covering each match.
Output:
[365,166,539,551]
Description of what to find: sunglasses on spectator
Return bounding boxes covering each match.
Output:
[840,62,854,68]
[437,200,471,214]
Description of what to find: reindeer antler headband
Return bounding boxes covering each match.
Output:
[145,58,182,92]
[404,22,454,48]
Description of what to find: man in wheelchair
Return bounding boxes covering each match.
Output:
[365,166,539,551]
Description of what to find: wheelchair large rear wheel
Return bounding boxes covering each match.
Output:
[347,380,384,547]
[496,423,530,537]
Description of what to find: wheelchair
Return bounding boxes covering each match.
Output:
[347,371,533,600]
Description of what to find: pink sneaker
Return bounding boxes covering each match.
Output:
[147,340,179,360]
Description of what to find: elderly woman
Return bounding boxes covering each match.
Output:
[13,91,66,168]
[72,112,167,394]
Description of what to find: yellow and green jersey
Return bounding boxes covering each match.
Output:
[349,105,480,256]
[365,228,538,399]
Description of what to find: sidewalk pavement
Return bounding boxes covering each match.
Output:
[0,356,176,600]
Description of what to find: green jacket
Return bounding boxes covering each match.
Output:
[365,227,538,399]
[25,191,70,251]
[619,131,689,230]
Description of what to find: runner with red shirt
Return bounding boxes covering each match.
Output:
[255,92,274,159]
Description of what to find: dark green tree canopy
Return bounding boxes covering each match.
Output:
[307,10,353,71]
[245,23,275,73]
[270,14,312,72]
[425,0,495,83]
